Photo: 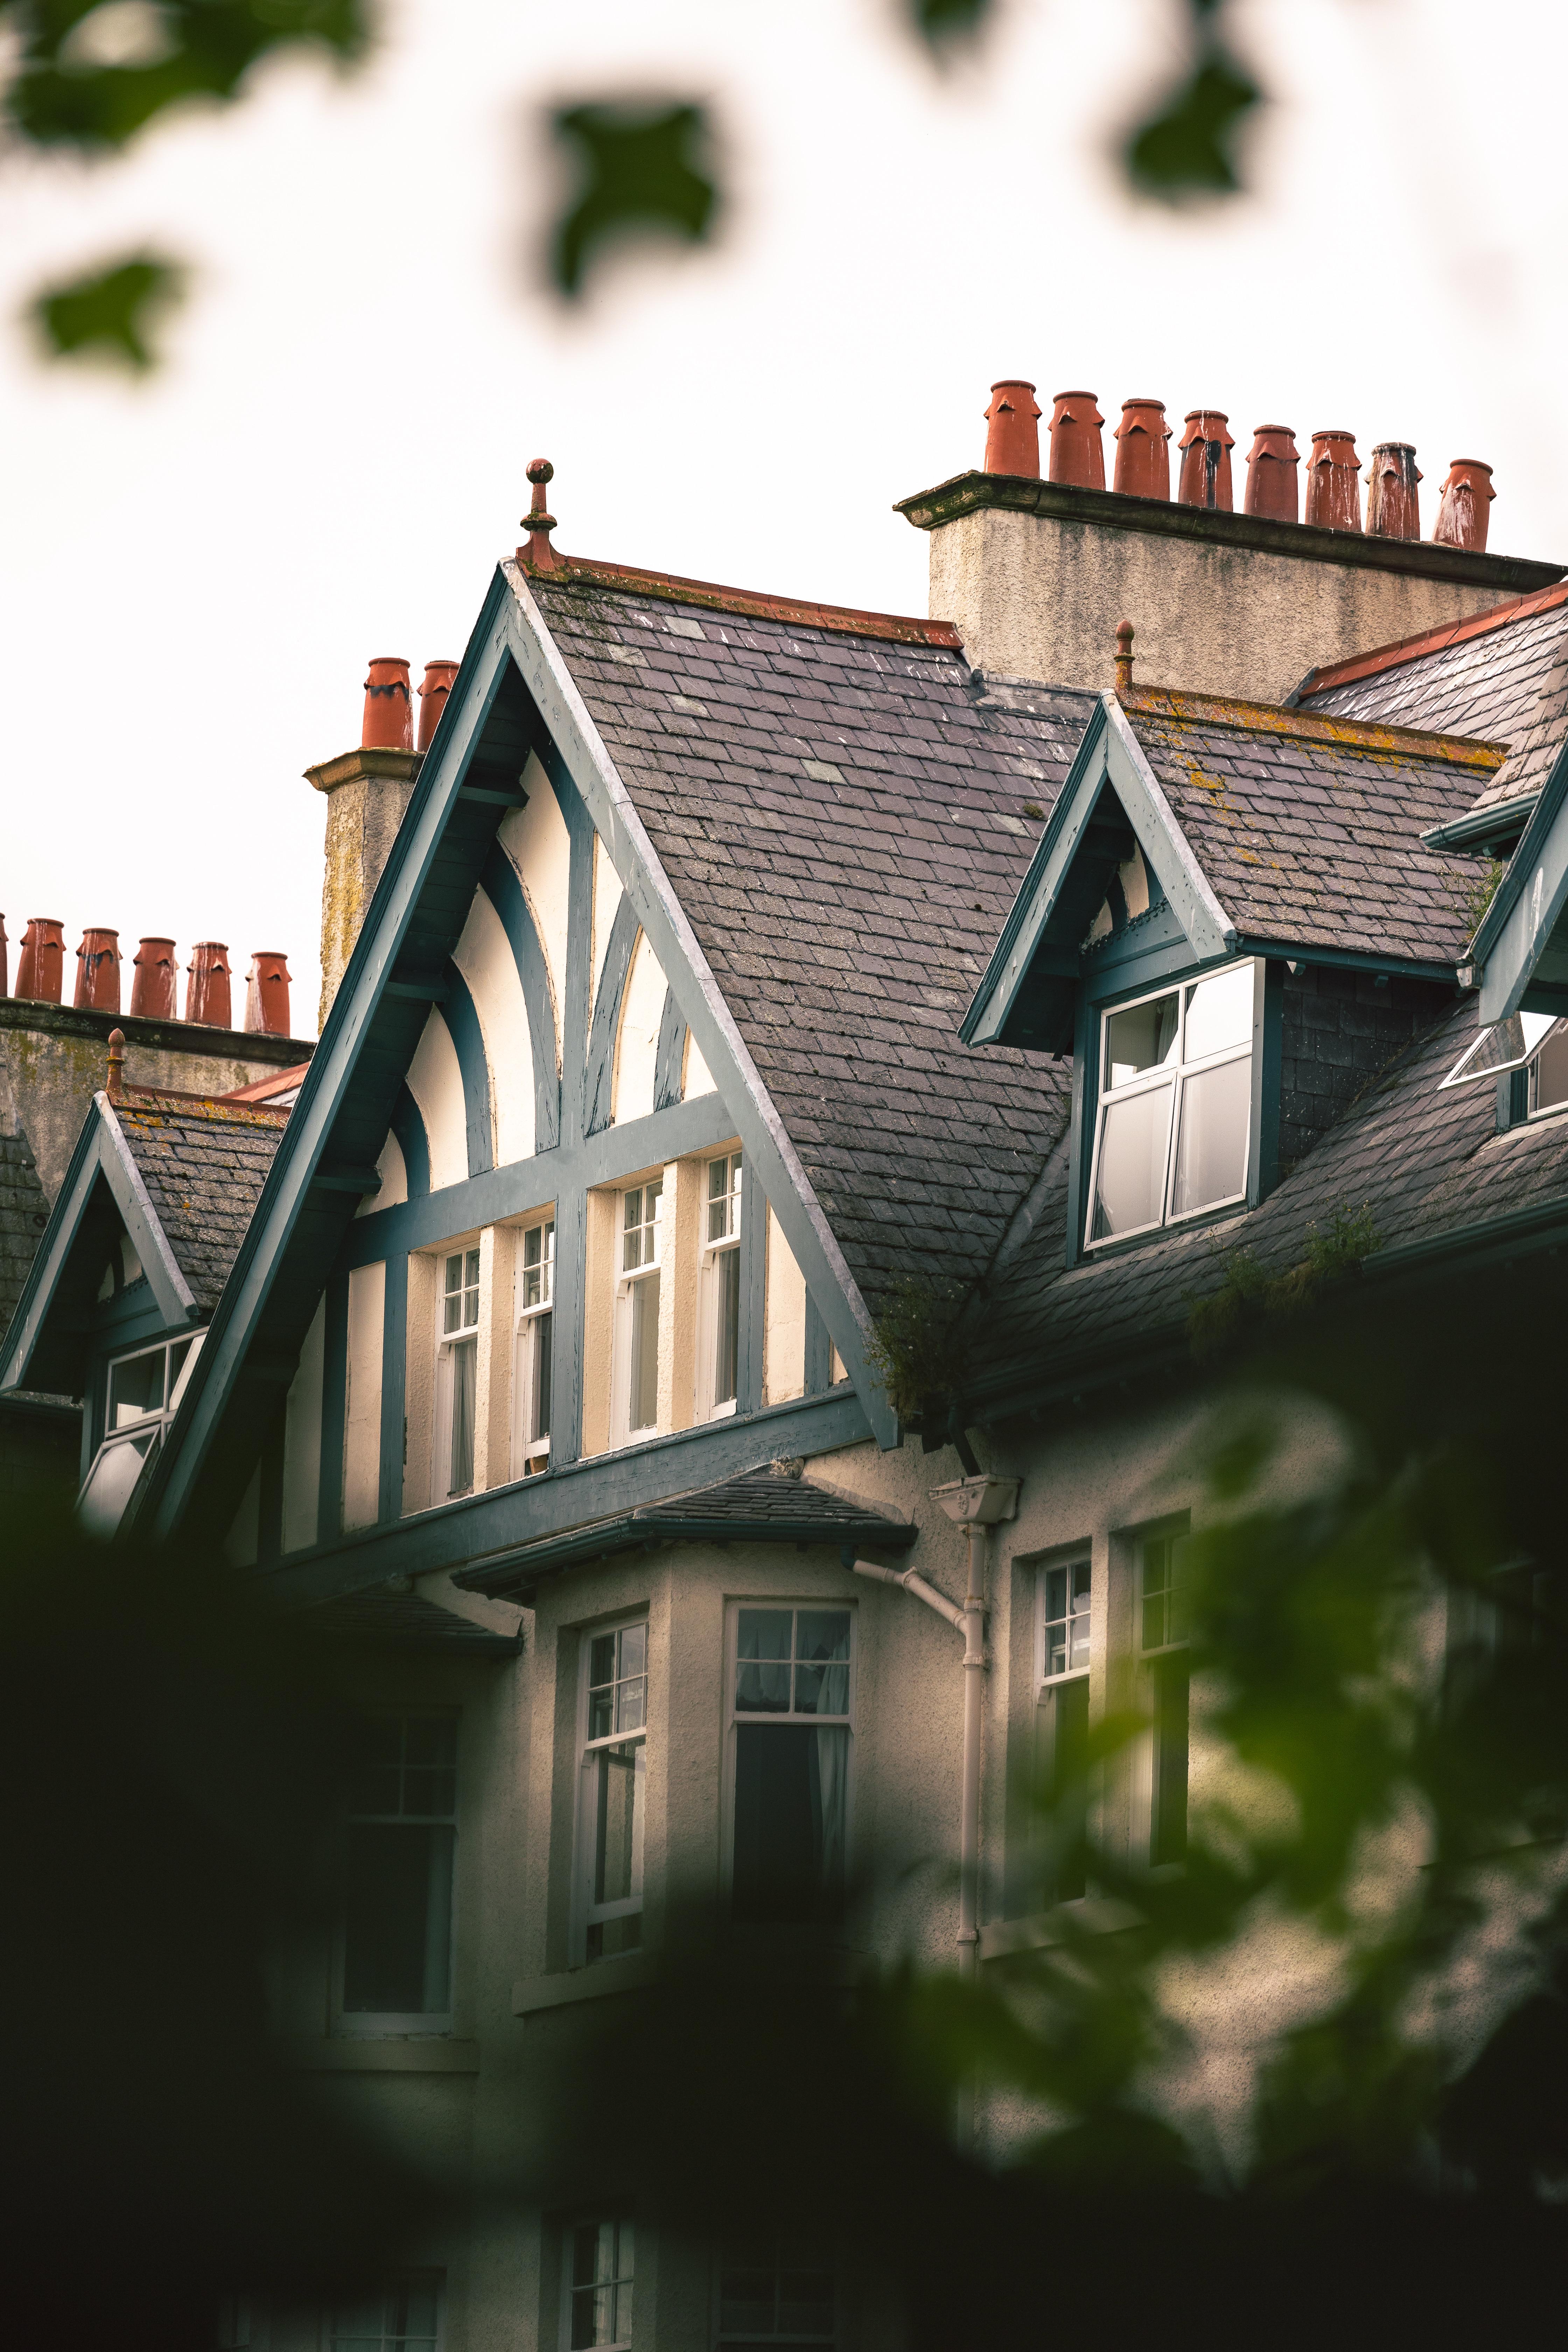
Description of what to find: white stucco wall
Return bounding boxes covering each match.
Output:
[343,1259,385,1531]
[453,885,536,1167]
[406,1006,469,1194]
[357,1127,408,1216]
[613,931,667,1125]
[498,756,571,1063]
[281,1294,324,1553]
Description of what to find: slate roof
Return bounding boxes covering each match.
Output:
[114,1091,288,1314]
[307,1587,521,1655]
[455,1464,917,1602]
[1118,690,1502,964]
[1300,582,1568,827]
[532,572,1097,1312]
[0,1133,51,1336]
[962,987,1568,1408]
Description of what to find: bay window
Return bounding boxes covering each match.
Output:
[435,1248,479,1498]
[614,1180,663,1443]
[1087,960,1255,1246]
[514,1217,555,1479]
[728,1605,853,1925]
[577,1622,648,1961]
[699,1151,743,1419]
[78,1330,204,1535]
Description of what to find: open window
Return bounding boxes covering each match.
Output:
[1441,1010,1568,1115]
[78,1330,204,1536]
[1087,961,1255,1247]
[698,1151,743,1421]
[612,1180,663,1446]
[434,1248,480,1499]
[513,1217,555,1480]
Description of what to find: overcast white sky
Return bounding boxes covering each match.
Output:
[2,0,1564,1037]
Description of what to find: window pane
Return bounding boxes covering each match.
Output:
[1043,1560,1091,1679]
[342,1822,454,2012]
[732,1723,848,1923]
[713,1245,740,1407]
[1531,1021,1568,1113]
[1091,1080,1173,1239]
[1150,1653,1190,1866]
[794,1610,851,1717]
[736,1609,793,1712]
[108,1347,165,1427]
[1045,1674,1091,1903]
[1104,991,1178,1088]
[448,1335,476,1494]
[532,1312,553,1440]
[1170,1053,1251,1217]
[1183,963,1253,1060]
[592,1742,645,1906]
[403,1716,457,1818]
[628,1269,660,1430]
[388,2279,440,2348]
[1141,1534,1190,1651]
[350,1716,404,1816]
[1443,1008,1558,1087]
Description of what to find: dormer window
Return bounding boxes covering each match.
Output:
[78,1331,204,1535]
[1087,961,1255,1245]
[1441,1010,1568,1117]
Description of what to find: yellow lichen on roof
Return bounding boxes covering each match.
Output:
[1120,684,1506,772]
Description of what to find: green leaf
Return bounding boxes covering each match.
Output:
[549,100,718,300]
[5,1,374,154]
[1125,40,1262,197]
[905,0,994,48]
[27,250,187,371]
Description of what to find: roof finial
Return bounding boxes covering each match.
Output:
[1114,618,1135,693]
[106,1027,125,1104]
[518,458,565,573]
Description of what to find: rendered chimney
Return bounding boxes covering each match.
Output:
[74,927,121,1013]
[1367,443,1422,540]
[417,660,461,752]
[1113,400,1171,499]
[362,657,413,751]
[185,941,232,1028]
[1244,426,1300,522]
[1048,391,1105,488]
[245,951,292,1037]
[129,937,177,1019]
[1177,411,1234,511]
[16,918,65,1004]
[1306,431,1362,531]
[1434,459,1494,553]
[983,380,1042,478]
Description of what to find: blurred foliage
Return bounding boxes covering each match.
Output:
[906,0,994,48]
[1125,0,1262,196]
[1189,1201,1381,1358]
[28,246,184,368]
[549,99,718,300]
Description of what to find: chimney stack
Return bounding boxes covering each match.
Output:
[1177,411,1234,511]
[129,937,178,1019]
[74,927,121,1013]
[362,658,413,751]
[16,918,65,1004]
[418,660,461,752]
[1306,430,1362,531]
[1434,459,1494,553]
[185,941,232,1028]
[1047,391,1105,488]
[1244,425,1300,522]
[246,952,292,1037]
[983,380,1042,478]
[1113,400,1171,500]
[1367,443,1421,540]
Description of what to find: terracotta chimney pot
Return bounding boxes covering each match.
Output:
[1367,442,1422,540]
[1112,399,1171,500]
[73,927,121,1013]
[246,951,292,1037]
[1047,391,1106,489]
[16,917,65,1004]
[1434,458,1494,553]
[1306,430,1362,531]
[417,660,461,752]
[983,380,1042,478]
[185,941,232,1029]
[1177,410,1235,511]
[1244,425,1300,522]
[362,657,413,751]
[129,936,177,1020]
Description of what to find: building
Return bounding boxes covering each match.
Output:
[5,394,1568,2349]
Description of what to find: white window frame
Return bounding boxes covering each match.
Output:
[1134,1527,1192,1871]
[560,2216,635,2352]
[1084,959,1259,1250]
[334,1710,458,2037]
[721,1599,856,1924]
[1034,1556,1094,1905]
[611,1177,664,1449]
[512,1214,556,1480]
[1440,1008,1559,1090]
[78,1329,205,1534]
[696,1150,743,1423]
[433,1245,481,1500]
[572,1618,649,1967]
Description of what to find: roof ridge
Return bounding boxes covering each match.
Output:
[1296,578,1568,699]
[118,1085,291,1128]
[1118,683,1506,770]
[532,553,964,649]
